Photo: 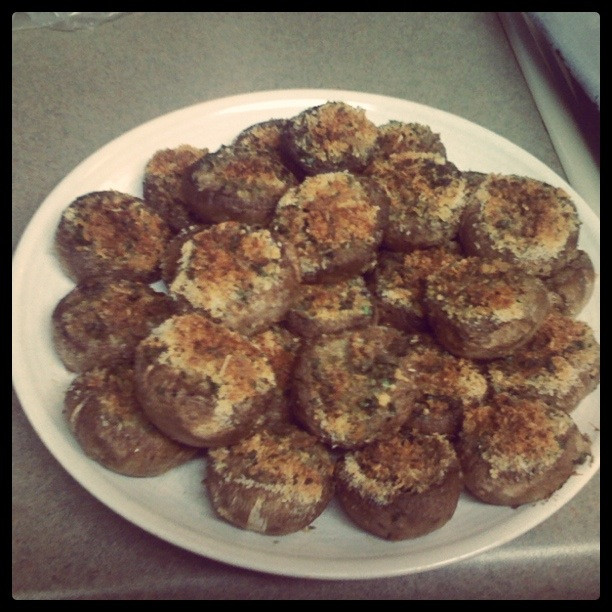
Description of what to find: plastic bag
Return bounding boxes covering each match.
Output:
[12,12,130,32]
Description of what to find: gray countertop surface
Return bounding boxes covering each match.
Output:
[12,12,599,600]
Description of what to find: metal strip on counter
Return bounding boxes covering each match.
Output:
[499,12,600,217]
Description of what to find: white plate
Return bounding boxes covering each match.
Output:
[12,89,600,580]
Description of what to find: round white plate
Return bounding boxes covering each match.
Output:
[12,89,600,580]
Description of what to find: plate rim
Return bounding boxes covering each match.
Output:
[12,88,600,580]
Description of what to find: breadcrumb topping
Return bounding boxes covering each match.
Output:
[366,152,466,242]
[145,313,276,424]
[272,172,383,277]
[339,434,458,504]
[169,222,287,322]
[143,145,207,230]
[373,120,447,158]
[291,102,378,166]
[249,326,302,390]
[399,344,488,404]
[232,119,288,156]
[472,174,580,266]
[57,279,173,354]
[302,328,411,447]
[291,276,375,323]
[61,280,163,329]
[191,146,295,202]
[145,144,205,177]
[68,366,155,432]
[374,247,463,315]
[462,395,573,479]
[65,365,197,475]
[59,191,169,270]
[208,428,334,505]
[488,313,600,399]
[426,257,539,323]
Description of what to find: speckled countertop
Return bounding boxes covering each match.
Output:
[12,12,599,600]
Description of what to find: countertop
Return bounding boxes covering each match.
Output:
[12,12,600,600]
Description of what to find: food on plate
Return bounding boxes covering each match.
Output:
[370,246,464,333]
[462,170,488,194]
[424,256,551,359]
[292,326,418,449]
[52,276,175,372]
[399,341,488,438]
[271,172,389,283]
[64,365,198,476]
[206,423,335,535]
[284,275,377,338]
[281,101,379,175]
[159,223,208,285]
[134,312,277,448]
[250,325,303,394]
[544,249,596,317]
[47,99,599,541]
[370,120,447,160]
[487,312,601,413]
[165,221,300,336]
[249,324,303,428]
[364,151,468,251]
[231,117,305,180]
[183,143,298,226]
[459,174,581,277]
[231,118,289,158]
[458,394,591,507]
[335,432,463,540]
[55,190,171,283]
[142,144,207,233]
